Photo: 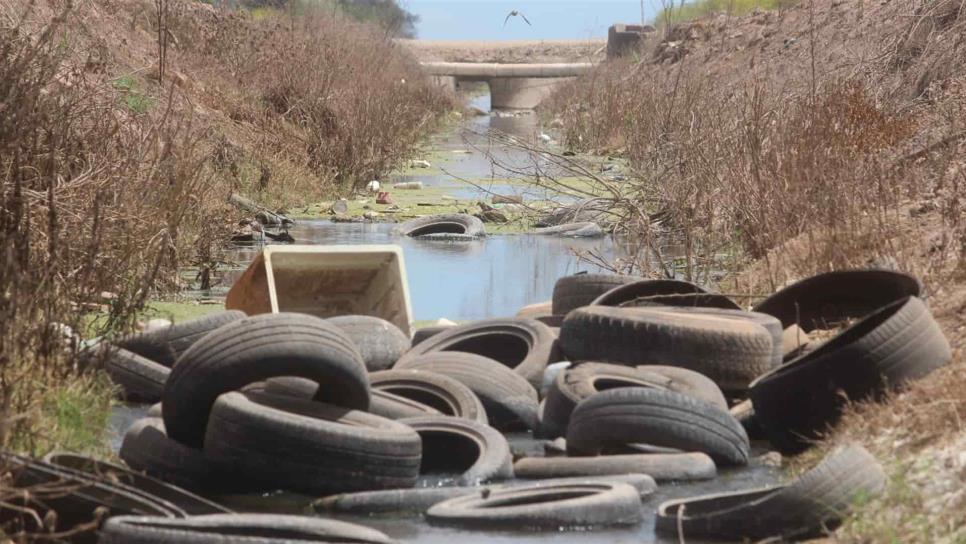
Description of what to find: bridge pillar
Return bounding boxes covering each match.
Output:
[487,77,570,110]
[430,75,457,93]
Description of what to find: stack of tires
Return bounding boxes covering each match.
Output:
[88,267,949,541]
[117,313,423,496]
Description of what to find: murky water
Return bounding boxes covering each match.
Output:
[218,92,625,322]
[230,221,624,322]
[107,92,782,542]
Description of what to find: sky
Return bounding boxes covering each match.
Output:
[403,1,660,41]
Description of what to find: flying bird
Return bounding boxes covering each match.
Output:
[504,10,531,27]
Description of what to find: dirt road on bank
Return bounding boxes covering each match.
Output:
[399,39,606,63]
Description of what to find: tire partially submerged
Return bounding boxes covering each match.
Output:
[119,418,217,492]
[750,296,950,452]
[426,481,644,529]
[396,318,556,388]
[0,453,179,538]
[315,474,656,516]
[162,312,369,448]
[566,388,750,466]
[42,452,230,516]
[655,444,885,541]
[560,306,774,392]
[99,514,393,544]
[400,415,513,485]
[514,453,716,482]
[393,213,485,239]
[204,391,422,495]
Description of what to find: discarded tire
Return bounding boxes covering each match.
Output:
[655,444,885,541]
[162,312,369,448]
[648,307,784,368]
[397,318,556,388]
[262,376,446,420]
[411,325,454,346]
[393,213,485,238]
[204,391,421,494]
[1,453,179,537]
[567,388,750,466]
[534,222,605,238]
[115,310,246,367]
[400,415,513,485]
[591,278,741,310]
[729,399,765,441]
[750,296,951,452]
[316,474,657,515]
[426,481,644,528]
[541,363,728,438]
[396,352,540,431]
[514,453,716,482]
[370,389,444,420]
[100,345,170,402]
[560,306,774,392]
[316,487,471,515]
[99,514,393,544]
[119,418,217,491]
[370,369,488,425]
[328,315,411,371]
[516,300,552,318]
[752,269,921,331]
[551,273,639,315]
[41,453,230,516]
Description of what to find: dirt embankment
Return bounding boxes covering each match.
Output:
[545,1,966,540]
[0,0,451,457]
[399,39,606,63]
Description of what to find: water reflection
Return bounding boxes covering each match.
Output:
[227,220,624,322]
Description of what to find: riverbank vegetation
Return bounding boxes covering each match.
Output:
[0,0,450,456]
[654,0,798,26]
[546,0,965,539]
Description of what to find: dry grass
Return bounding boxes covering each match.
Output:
[0,1,450,537]
[0,2,213,457]
[545,0,966,539]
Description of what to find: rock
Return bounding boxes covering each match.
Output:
[410,159,432,169]
[264,230,295,243]
[141,318,172,332]
[330,199,349,215]
[492,194,522,204]
[230,224,263,243]
[544,438,568,456]
[393,182,424,190]
[363,211,379,221]
[535,198,611,228]
[498,203,527,213]
[539,133,552,143]
[756,451,783,468]
[476,210,508,224]
[468,107,488,117]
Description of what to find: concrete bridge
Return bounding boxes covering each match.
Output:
[421,62,596,109]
